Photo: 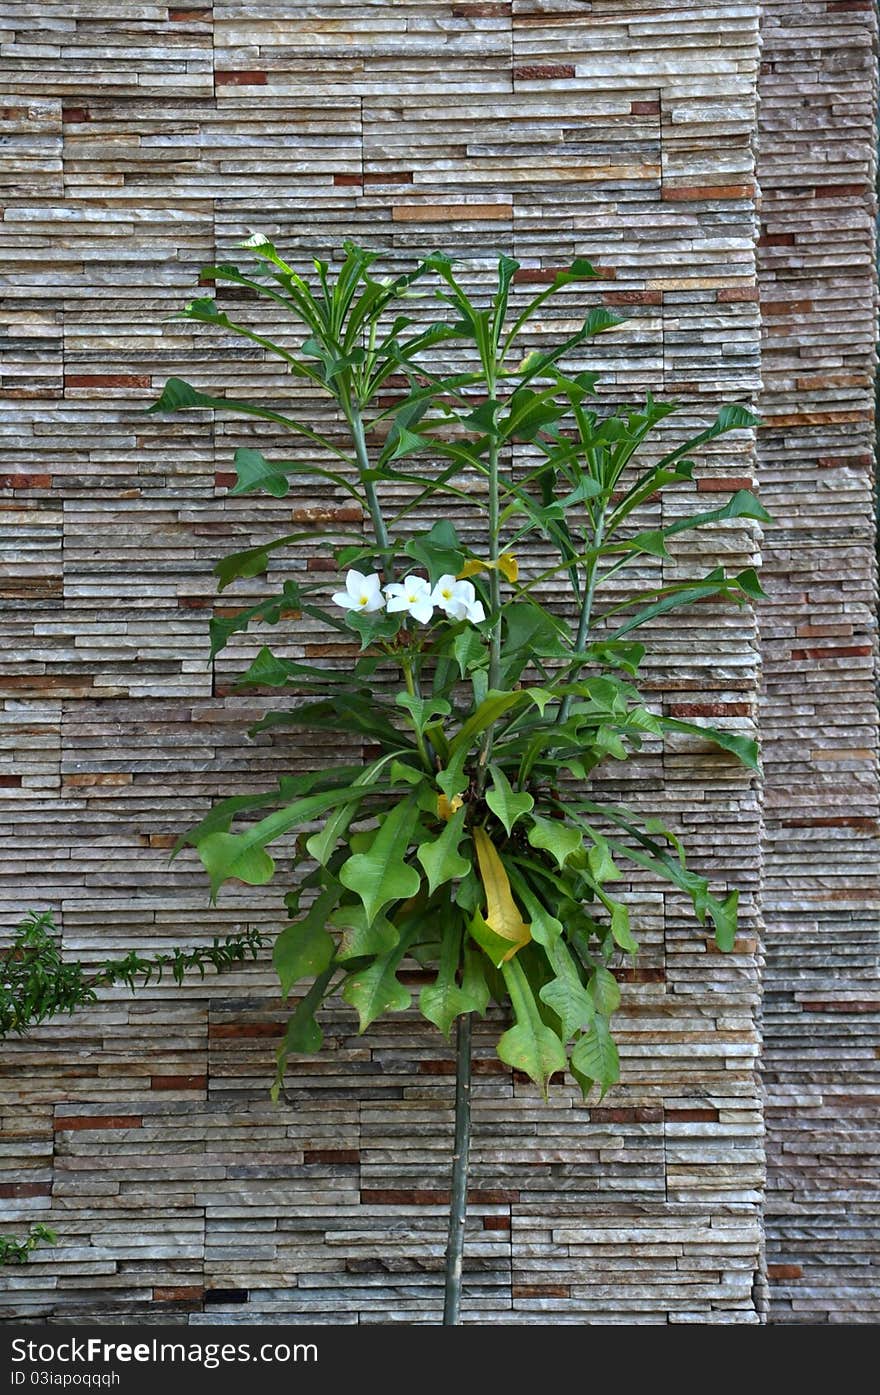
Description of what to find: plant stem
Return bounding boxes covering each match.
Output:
[477,398,501,791]
[348,403,393,578]
[402,657,433,772]
[558,513,605,724]
[443,1011,472,1326]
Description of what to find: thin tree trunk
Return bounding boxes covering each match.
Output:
[442,1011,472,1325]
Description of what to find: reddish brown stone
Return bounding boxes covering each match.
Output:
[363,172,413,185]
[168,7,212,20]
[65,374,151,389]
[696,477,755,492]
[513,64,576,80]
[762,299,814,317]
[62,107,90,123]
[602,290,662,306]
[0,774,22,787]
[483,1215,511,1230]
[790,645,872,660]
[291,506,363,524]
[215,71,268,85]
[304,1149,360,1165]
[766,1264,804,1279]
[666,1108,720,1123]
[153,1285,205,1301]
[55,1115,142,1131]
[392,203,512,222]
[333,174,362,187]
[513,265,615,283]
[814,182,868,198]
[0,474,51,488]
[758,231,796,247]
[178,596,211,610]
[663,183,754,201]
[718,286,759,302]
[590,1107,663,1124]
[214,471,235,488]
[63,773,132,787]
[0,1183,51,1198]
[631,100,660,114]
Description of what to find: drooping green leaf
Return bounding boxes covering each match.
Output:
[330,902,399,961]
[338,796,422,924]
[588,966,621,1016]
[527,815,583,870]
[486,765,534,836]
[571,1016,620,1097]
[341,928,415,1032]
[419,919,482,1037]
[498,958,566,1094]
[197,784,385,900]
[587,835,622,885]
[416,806,471,896]
[609,901,638,953]
[539,940,595,1042]
[273,886,338,997]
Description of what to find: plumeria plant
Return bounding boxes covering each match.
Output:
[151,237,767,1322]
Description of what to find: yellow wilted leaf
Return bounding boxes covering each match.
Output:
[472,827,531,960]
[457,554,519,584]
[437,792,464,822]
[457,558,484,580]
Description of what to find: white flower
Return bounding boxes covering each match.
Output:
[241,230,272,248]
[384,574,434,625]
[431,574,486,625]
[332,569,385,614]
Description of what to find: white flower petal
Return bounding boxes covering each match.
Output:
[409,598,435,625]
[466,600,486,624]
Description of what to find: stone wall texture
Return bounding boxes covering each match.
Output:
[0,1,875,1325]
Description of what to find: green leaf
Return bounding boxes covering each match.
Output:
[330,902,399,961]
[396,691,451,735]
[709,889,739,952]
[587,836,622,885]
[659,717,759,771]
[197,833,275,900]
[505,871,563,948]
[486,765,534,836]
[498,958,566,1094]
[342,931,414,1032]
[273,967,335,1097]
[209,580,303,656]
[229,446,291,498]
[539,941,595,1042]
[588,966,621,1016]
[338,796,422,924]
[461,942,491,1015]
[664,488,771,536]
[404,520,464,583]
[273,887,338,997]
[345,607,404,650]
[196,784,383,900]
[468,909,522,969]
[419,920,482,1037]
[452,627,487,678]
[610,901,638,953]
[448,686,551,758]
[527,815,583,870]
[416,806,471,896]
[571,1016,620,1096]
